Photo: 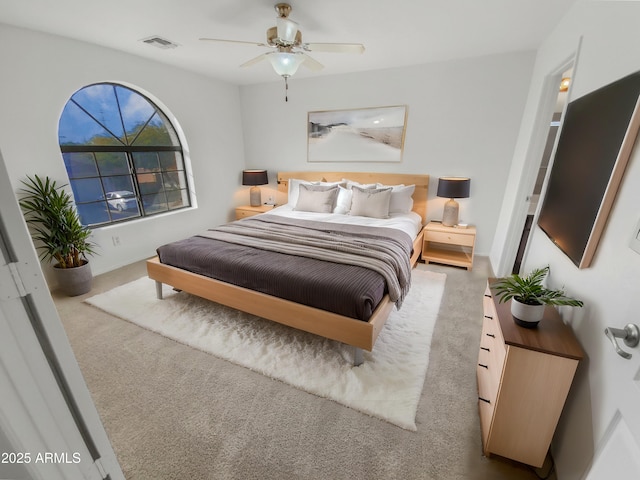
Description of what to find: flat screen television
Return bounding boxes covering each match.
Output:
[537,71,640,268]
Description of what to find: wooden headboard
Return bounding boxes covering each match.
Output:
[277,171,429,224]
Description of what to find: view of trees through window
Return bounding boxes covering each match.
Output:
[58,83,190,227]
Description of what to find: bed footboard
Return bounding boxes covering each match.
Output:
[147,256,392,355]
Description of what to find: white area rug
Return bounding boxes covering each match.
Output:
[85,269,446,430]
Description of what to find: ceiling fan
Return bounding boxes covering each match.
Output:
[200,2,365,100]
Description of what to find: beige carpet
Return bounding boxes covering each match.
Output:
[84,270,446,430]
[54,258,556,480]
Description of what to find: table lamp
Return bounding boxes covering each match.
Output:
[242,169,269,207]
[437,177,470,227]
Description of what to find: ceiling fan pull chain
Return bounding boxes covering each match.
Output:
[284,76,289,102]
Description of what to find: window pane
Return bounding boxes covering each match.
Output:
[70,178,104,203]
[101,174,136,194]
[110,207,140,221]
[132,152,160,172]
[136,172,161,195]
[132,111,180,146]
[105,190,140,219]
[162,171,182,191]
[166,189,189,210]
[159,151,184,171]
[59,101,122,146]
[96,152,130,176]
[71,84,126,143]
[63,152,98,178]
[141,193,168,214]
[115,86,155,143]
[77,201,110,226]
[155,110,181,146]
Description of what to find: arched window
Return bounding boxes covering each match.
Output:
[58,83,191,227]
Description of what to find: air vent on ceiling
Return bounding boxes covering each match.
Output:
[141,36,179,50]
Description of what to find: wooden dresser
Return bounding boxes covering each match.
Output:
[477,279,584,468]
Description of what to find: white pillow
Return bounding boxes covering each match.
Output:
[333,185,353,214]
[317,181,343,188]
[287,179,318,206]
[349,186,392,218]
[343,179,378,190]
[294,184,339,213]
[387,184,415,214]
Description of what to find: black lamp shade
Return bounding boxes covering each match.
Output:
[242,169,268,186]
[436,177,470,199]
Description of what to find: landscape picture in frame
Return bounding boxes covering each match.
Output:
[307,105,407,162]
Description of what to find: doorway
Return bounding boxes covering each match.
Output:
[512,69,572,274]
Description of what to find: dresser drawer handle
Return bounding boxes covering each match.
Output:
[486,333,495,338]
[484,315,493,320]
[480,347,490,352]
[484,294,492,298]
[478,363,488,369]
[478,397,491,404]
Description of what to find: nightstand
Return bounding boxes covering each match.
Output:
[421,222,476,270]
[235,204,274,220]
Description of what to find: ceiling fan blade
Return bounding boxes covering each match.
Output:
[240,53,269,68]
[303,43,365,54]
[199,38,268,48]
[300,54,324,72]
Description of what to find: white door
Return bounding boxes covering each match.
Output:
[0,149,124,480]
[585,328,640,480]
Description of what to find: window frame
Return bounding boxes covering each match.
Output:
[59,83,191,228]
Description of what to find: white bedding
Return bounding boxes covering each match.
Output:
[267,204,423,240]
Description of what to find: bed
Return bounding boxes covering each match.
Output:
[147,171,429,365]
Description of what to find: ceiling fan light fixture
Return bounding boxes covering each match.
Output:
[268,52,304,77]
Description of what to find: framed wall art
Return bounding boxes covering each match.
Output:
[307,105,407,162]
[537,71,640,268]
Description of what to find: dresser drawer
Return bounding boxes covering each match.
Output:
[477,351,498,400]
[424,230,475,247]
[477,338,504,401]
[477,288,507,414]
[482,290,504,343]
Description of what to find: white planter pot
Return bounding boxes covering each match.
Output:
[510,298,544,328]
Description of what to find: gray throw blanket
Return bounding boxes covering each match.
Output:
[198,215,413,307]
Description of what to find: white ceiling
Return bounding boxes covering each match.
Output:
[0,0,578,85]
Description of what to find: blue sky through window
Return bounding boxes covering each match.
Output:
[59,84,166,146]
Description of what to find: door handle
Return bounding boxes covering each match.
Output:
[604,324,640,359]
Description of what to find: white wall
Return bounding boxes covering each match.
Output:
[491,2,640,478]
[0,24,245,280]
[240,51,536,256]
[0,23,535,277]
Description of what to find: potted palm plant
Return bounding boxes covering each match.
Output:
[493,266,583,328]
[19,174,97,296]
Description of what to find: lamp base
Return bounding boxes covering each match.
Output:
[249,186,262,207]
[442,199,459,227]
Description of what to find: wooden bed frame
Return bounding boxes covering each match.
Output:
[146,171,429,365]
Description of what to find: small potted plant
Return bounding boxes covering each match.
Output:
[19,174,97,296]
[493,266,583,328]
